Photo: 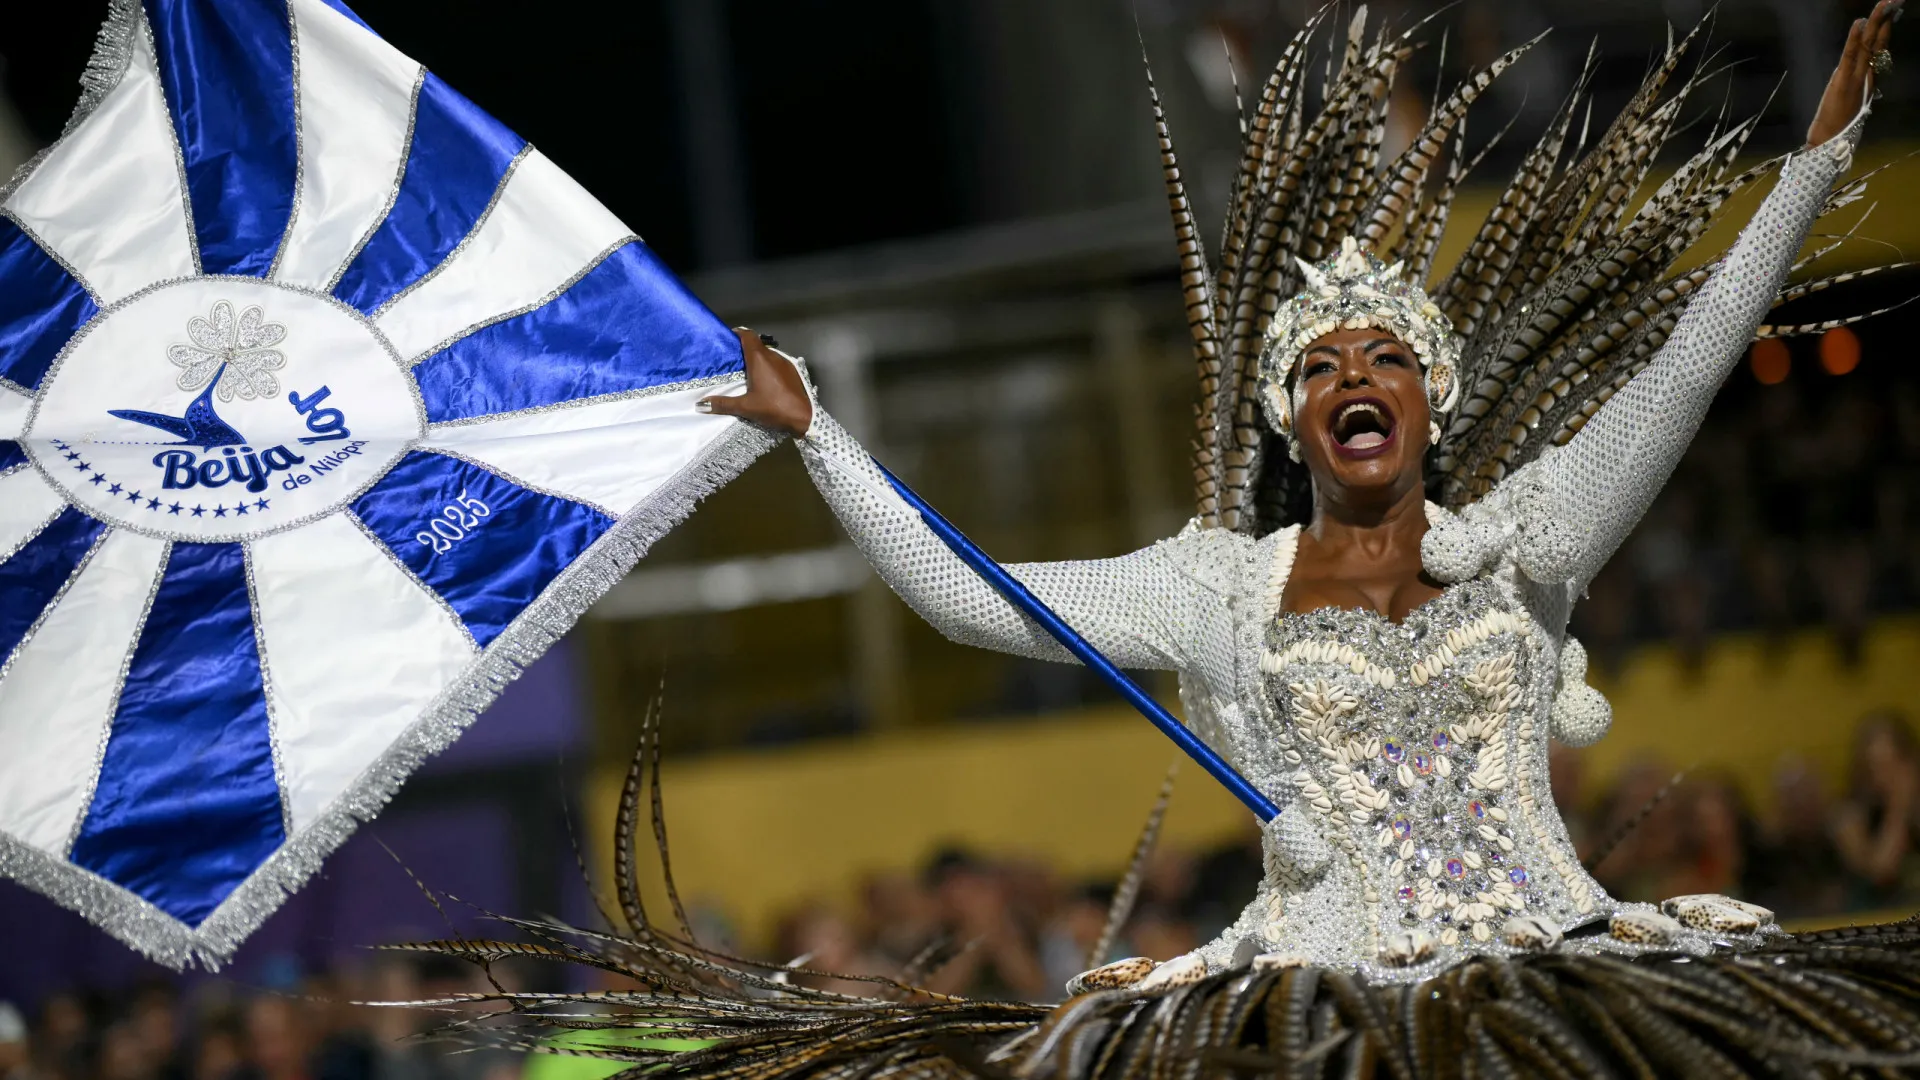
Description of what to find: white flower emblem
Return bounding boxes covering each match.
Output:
[167,300,288,401]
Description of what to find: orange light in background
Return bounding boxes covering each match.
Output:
[1750,338,1790,385]
[1819,326,1861,375]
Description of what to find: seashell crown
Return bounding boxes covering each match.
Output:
[1257,236,1462,444]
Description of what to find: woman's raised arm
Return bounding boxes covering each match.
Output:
[1528,0,1898,593]
[699,330,1243,674]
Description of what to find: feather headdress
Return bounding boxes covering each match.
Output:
[1160,7,1904,528]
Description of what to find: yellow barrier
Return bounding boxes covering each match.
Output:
[589,707,1252,953]
[589,619,1919,952]
[1582,617,1920,805]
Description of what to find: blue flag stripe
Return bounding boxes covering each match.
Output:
[70,542,285,928]
[414,241,744,424]
[142,0,299,277]
[0,442,26,473]
[0,218,99,391]
[330,74,526,314]
[349,452,613,646]
[0,508,107,669]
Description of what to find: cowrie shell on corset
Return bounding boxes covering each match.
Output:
[1251,952,1312,972]
[1500,914,1562,951]
[1381,928,1436,966]
[1134,953,1207,991]
[1661,894,1772,934]
[1608,909,1683,946]
[1065,956,1155,994]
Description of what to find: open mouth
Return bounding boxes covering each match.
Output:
[1329,397,1396,456]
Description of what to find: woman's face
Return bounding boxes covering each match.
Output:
[1291,328,1431,500]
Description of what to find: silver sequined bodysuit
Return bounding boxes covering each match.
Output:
[792,120,1862,982]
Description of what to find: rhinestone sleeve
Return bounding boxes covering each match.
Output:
[1525,110,1866,593]
[796,411,1249,677]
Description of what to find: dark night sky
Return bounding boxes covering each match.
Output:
[0,0,969,274]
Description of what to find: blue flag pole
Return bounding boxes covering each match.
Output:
[872,459,1280,823]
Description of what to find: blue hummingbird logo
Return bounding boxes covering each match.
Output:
[109,364,249,450]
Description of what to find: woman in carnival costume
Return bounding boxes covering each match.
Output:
[409,3,1920,1075]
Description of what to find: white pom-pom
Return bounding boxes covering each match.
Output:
[1420,517,1501,583]
[1507,475,1583,584]
[1513,514,1583,584]
[1549,636,1612,746]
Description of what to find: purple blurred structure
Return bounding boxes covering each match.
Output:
[0,640,591,1011]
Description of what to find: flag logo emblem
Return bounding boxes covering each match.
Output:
[33,278,422,535]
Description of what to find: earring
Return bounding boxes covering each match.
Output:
[1261,382,1292,437]
[1429,420,1442,446]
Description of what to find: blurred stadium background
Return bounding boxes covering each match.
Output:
[2,1,1919,1077]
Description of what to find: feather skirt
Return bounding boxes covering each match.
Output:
[394,918,1920,1079]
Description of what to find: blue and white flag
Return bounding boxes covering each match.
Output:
[0,0,768,967]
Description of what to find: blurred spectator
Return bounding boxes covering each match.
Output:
[299,975,371,1080]
[95,1019,154,1080]
[402,959,523,1080]
[190,1012,244,1080]
[999,859,1065,959]
[1891,383,1920,604]
[1655,772,1757,901]
[238,998,309,1080]
[1589,756,1687,903]
[774,905,889,997]
[1749,755,1848,918]
[1122,905,1195,964]
[33,992,91,1080]
[127,982,184,1080]
[1187,824,1261,941]
[1038,884,1114,992]
[683,903,744,963]
[859,871,942,970]
[1834,710,1920,909]
[919,849,1048,1001]
[1630,487,1713,667]
[0,1003,29,1080]
[1138,850,1195,916]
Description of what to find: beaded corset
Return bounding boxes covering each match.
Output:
[1254,574,1609,979]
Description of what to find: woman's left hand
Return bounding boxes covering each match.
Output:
[1809,0,1902,146]
[698,328,813,436]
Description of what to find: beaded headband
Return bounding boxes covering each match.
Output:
[1257,237,1462,451]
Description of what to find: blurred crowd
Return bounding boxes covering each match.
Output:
[0,958,530,1080]
[1561,711,1920,918]
[761,712,1920,1005]
[1573,364,1920,669]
